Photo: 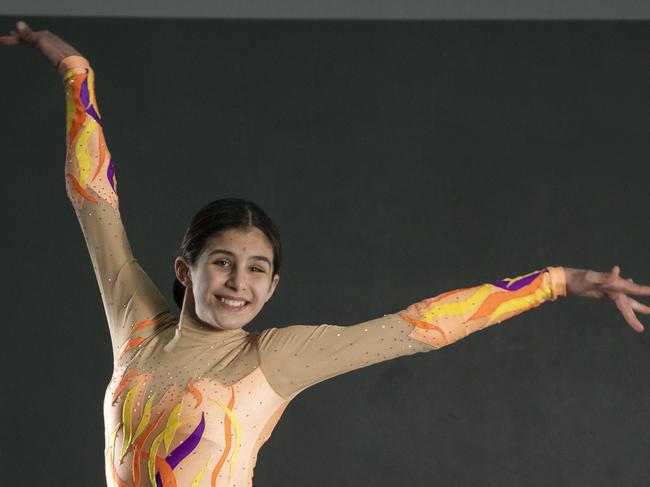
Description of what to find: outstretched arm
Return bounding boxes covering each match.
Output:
[258,265,650,400]
[2,21,174,360]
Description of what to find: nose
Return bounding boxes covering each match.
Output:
[226,266,247,291]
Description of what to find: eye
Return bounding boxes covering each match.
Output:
[250,266,265,273]
[214,259,230,267]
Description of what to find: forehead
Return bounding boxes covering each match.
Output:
[203,227,273,257]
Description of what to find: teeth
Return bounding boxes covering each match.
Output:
[218,296,246,307]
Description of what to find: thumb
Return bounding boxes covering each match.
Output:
[16,21,35,41]
[605,265,621,284]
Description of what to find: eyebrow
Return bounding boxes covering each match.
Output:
[207,249,272,267]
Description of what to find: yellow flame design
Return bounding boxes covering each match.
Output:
[190,457,212,486]
[132,393,156,442]
[488,283,553,323]
[421,285,491,322]
[148,430,165,487]
[88,68,101,118]
[74,117,99,188]
[163,402,183,453]
[120,378,143,462]
[107,423,121,487]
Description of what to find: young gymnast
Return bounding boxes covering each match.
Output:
[3,21,649,487]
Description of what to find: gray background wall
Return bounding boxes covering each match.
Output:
[2,16,649,486]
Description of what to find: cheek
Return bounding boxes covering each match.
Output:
[207,271,227,288]
[196,269,222,291]
[252,280,272,299]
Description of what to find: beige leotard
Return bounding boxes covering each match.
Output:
[59,55,567,487]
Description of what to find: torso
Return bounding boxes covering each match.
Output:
[105,315,289,487]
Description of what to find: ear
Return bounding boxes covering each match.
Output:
[265,274,280,302]
[174,256,192,288]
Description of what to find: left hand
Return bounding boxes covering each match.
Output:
[565,265,650,333]
[0,20,82,68]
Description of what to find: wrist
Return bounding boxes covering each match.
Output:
[57,54,89,77]
[564,267,601,298]
[545,266,567,298]
[55,52,80,67]
[563,267,583,296]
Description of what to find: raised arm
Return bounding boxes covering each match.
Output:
[2,21,173,360]
[257,266,567,400]
[60,54,174,359]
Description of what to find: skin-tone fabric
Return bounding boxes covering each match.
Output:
[60,54,567,487]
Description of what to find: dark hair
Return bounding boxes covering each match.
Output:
[173,198,282,310]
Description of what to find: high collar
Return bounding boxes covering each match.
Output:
[176,287,248,344]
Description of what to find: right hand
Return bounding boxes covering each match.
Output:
[565,266,650,333]
[0,20,83,68]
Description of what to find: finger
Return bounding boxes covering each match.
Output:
[600,267,650,298]
[629,298,650,315]
[614,295,644,333]
[602,265,621,286]
[621,281,650,296]
[605,277,650,296]
[0,36,20,46]
[16,21,36,42]
[16,20,32,32]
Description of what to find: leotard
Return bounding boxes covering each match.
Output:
[59,55,567,487]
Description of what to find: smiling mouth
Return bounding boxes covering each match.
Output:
[215,295,249,310]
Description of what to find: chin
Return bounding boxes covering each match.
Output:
[219,324,243,331]
[212,312,252,330]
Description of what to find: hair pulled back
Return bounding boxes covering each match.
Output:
[173,198,282,310]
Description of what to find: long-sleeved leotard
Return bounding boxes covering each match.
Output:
[60,55,567,487]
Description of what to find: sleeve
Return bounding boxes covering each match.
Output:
[60,55,173,361]
[257,266,567,400]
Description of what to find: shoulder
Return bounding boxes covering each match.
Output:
[253,323,341,356]
[256,323,330,340]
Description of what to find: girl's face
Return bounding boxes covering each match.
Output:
[175,227,280,330]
